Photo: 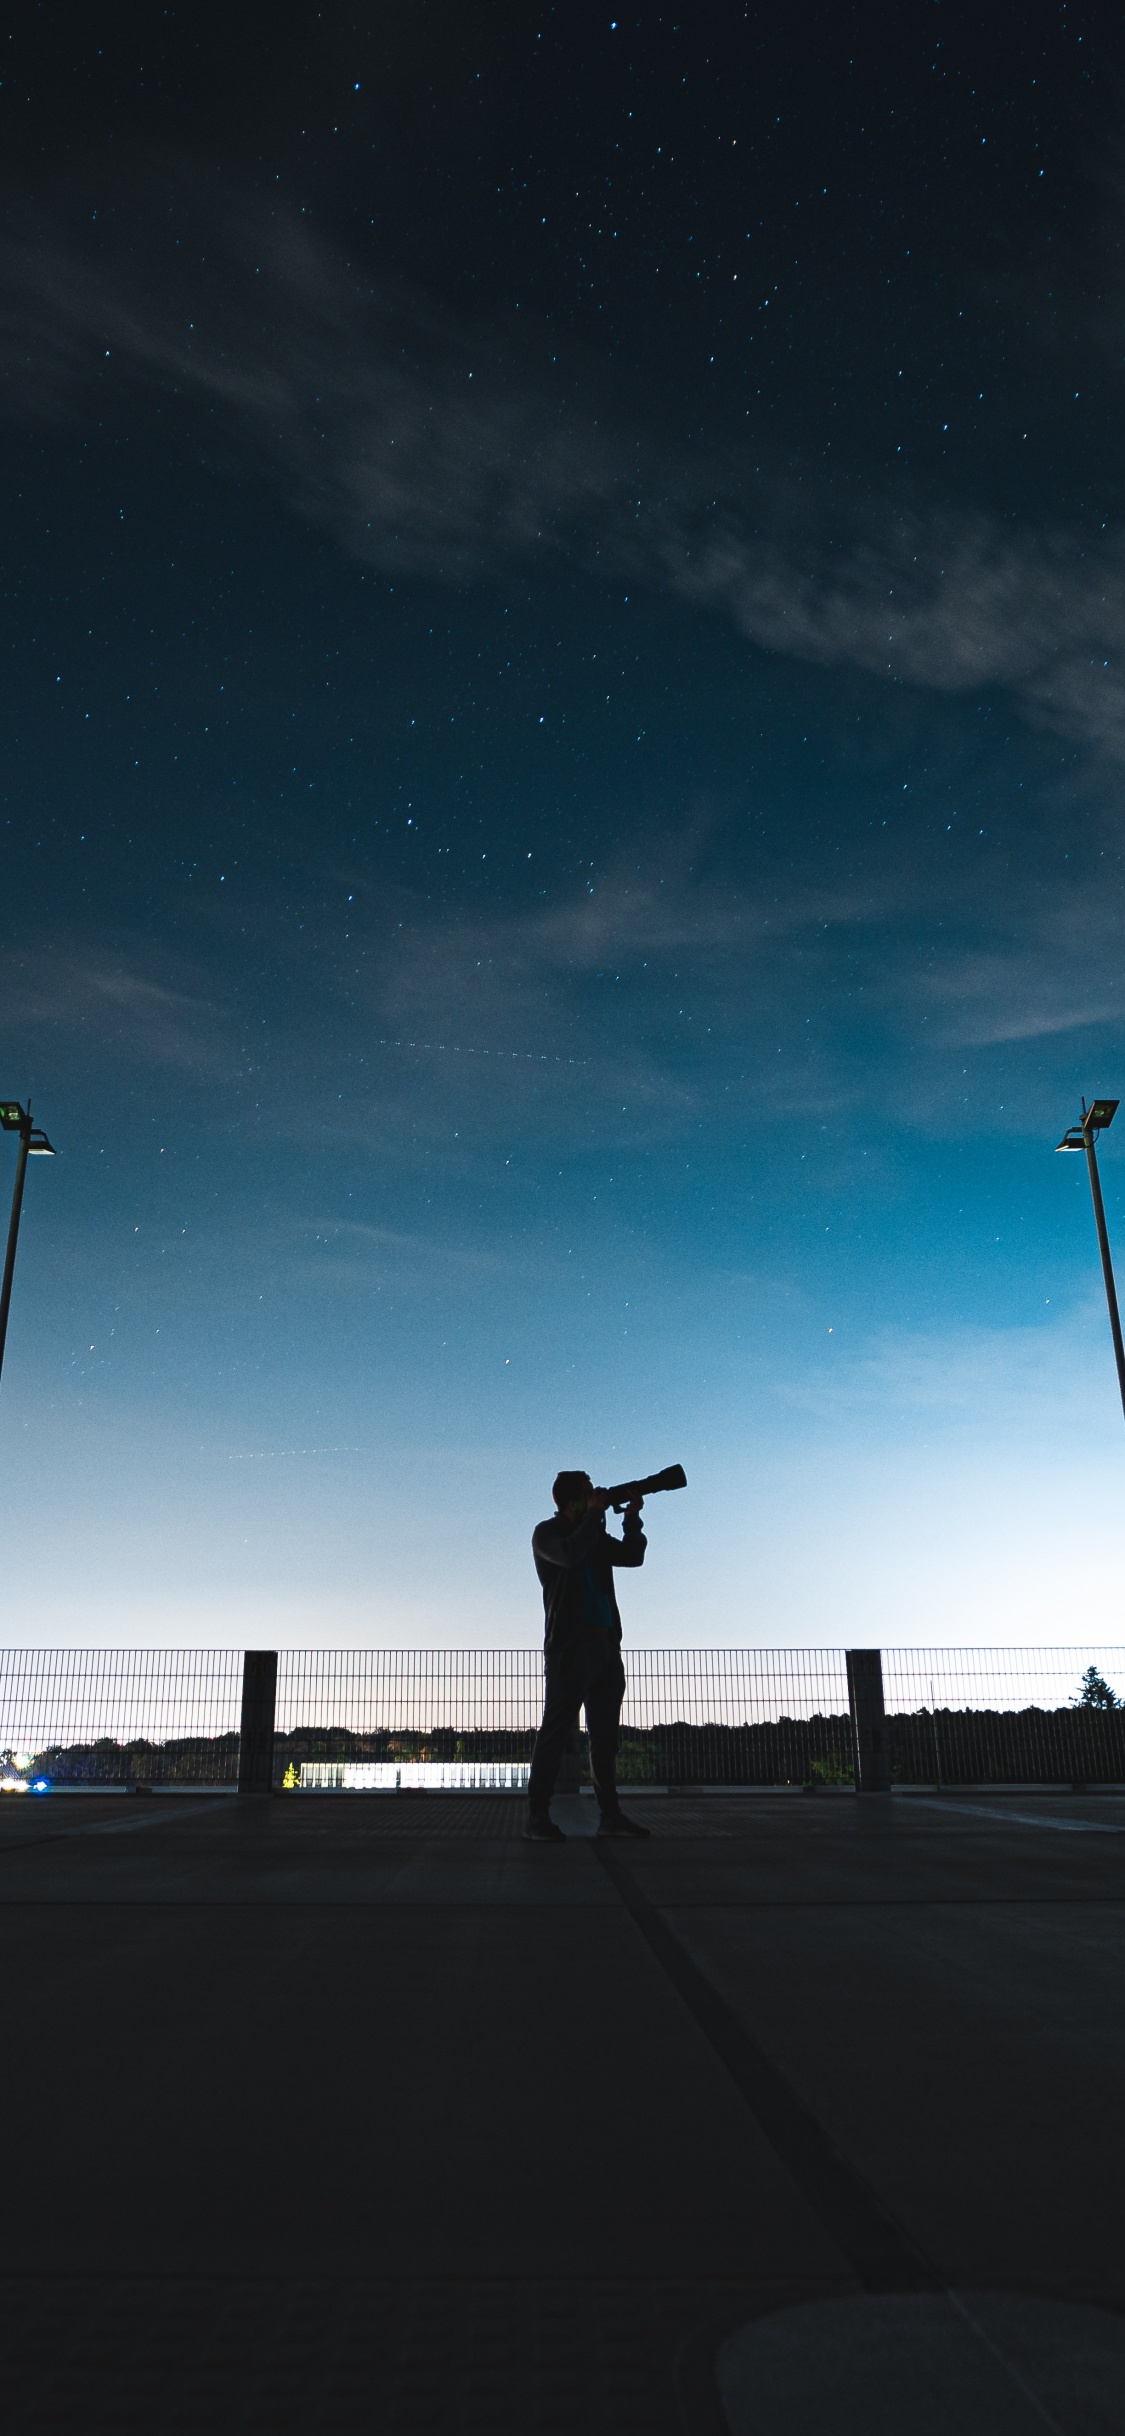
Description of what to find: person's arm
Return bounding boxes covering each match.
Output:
[608,1498,646,1569]
[532,1506,609,1569]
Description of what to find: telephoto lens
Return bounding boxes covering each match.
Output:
[599,1464,687,1511]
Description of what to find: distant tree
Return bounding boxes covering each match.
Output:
[615,1738,659,1783]
[805,1753,855,1788]
[1072,1666,1123,1712]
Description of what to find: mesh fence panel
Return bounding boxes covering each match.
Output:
[273,1649,542,1787]
[0,1649,243,1786]
[882,1646,1125,1785]
[619,1647,852,1785]
[272,1646,853,1787]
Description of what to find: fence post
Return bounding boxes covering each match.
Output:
[238,1650,278,1796]
[846,1649,890,1794]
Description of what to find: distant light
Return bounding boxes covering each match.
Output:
[1,1780,28,1793]
[32,1780,49,1793]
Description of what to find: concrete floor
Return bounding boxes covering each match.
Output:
[1,1785,1123,2432]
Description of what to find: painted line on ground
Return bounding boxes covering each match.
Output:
[0,1797,232,1861]
[591,1837,940,2296]
[905,1797,1125,1835]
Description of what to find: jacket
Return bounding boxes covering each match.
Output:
[531,1505,647,1652]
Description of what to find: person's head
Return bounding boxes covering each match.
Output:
[553,1469,593,1519]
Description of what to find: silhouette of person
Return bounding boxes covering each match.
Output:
[525,1469,651,1841]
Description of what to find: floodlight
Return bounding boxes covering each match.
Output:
[1058,1091,1125,1429]
[0,1099,57,1390]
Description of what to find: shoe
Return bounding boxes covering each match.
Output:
[523,1814,566,1843]
[596,1810,651,1839]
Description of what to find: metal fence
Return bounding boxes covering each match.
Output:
[0,1648,243,1786]
[883,1646,1125,1786]
[274,1649,541,1791]
[623,1646,851,1786]
[2,1645,1124,1791]
[272,1646,853,1789]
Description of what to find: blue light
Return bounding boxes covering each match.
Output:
[32,1780,49,1793]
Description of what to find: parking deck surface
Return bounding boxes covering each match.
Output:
[2,1786,1123,2432]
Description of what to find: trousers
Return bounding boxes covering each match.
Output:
[527,1631,627,1815]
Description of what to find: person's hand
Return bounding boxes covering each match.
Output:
[625,1494,644,1517]
[588,1488,611,1515]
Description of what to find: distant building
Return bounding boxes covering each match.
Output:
[297,1760,530,1792]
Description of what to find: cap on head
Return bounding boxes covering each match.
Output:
[553,1469,591,1509]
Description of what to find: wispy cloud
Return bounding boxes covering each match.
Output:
[292,1213,511,1289]
[0,943,235,1076]
[1,180,621,576]
[912,950,1122,1047]
[6,174,1125,756]
[5,839,1121,1148]
[368,836,1125,1051]
[663,513,1125,758]
[781,1302,1120,1441]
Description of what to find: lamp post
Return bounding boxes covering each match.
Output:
[1056,1097,1125,1428]
[0,1102,56,1393]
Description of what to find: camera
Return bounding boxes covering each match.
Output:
[598,1463,687,1513]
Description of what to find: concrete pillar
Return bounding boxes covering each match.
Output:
[846,1649,891,1794]
[237,1650,278,1796]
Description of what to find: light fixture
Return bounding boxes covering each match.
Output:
[0,1099,58,1390]
[1056,1099,1119,1151]
[1057,1095,1125,1428]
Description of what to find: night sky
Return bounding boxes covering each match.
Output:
[3,1,1124,1648]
